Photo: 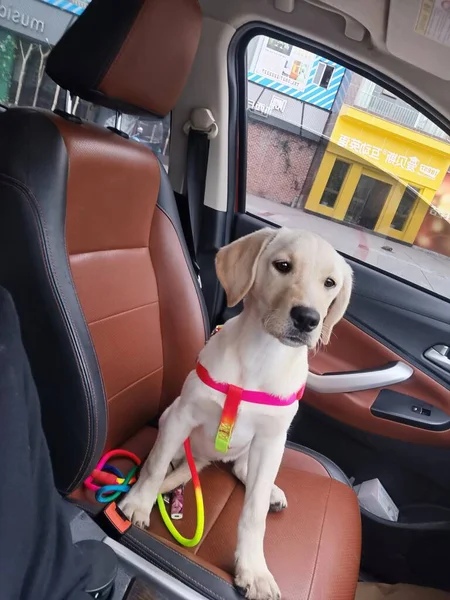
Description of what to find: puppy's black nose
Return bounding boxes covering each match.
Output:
[290,306,320,333]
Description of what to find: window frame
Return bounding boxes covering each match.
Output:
[389,184,422,234]
[227,22,450,302]
[318,158,351,209]
[229,23,450,208]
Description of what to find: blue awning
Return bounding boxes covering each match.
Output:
[37,0,89,16]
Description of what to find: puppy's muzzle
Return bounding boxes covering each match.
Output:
[290,306,320,333]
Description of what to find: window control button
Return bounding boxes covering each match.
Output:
[411,405,432,416]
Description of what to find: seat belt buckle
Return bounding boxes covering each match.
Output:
[97,502,132,539]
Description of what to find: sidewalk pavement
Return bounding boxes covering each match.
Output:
[246,194,450,300]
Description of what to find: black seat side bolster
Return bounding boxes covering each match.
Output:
[124,527,242,600]
[0,108,107,494]
[286,441,352,486]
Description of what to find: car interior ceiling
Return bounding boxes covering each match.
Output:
[0,0,450,599]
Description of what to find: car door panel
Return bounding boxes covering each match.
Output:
[224,26,450,589]
[307,319,450,447]
[227,209,450,587]
[348,260,450,386]
[232,211,450,448]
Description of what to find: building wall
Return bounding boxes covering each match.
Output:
[247,119,316,205]
[246,70,357,207]
[248,36,346,111]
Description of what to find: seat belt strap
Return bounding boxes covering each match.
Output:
[175,188,200,280]
[179,109,218,286]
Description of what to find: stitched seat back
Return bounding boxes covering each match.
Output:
[0,0,205,494]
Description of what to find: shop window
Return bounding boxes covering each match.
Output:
[319,160,349,208]
[245,33,450,299]
[313,62,334,89]
[390,186,420,232]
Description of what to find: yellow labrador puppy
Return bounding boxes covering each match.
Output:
[120,228,353,600]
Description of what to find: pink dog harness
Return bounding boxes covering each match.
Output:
[195,361,305,453]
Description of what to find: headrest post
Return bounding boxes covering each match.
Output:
[65,91,73,115]
[114,111,123,131]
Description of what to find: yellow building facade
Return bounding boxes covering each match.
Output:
[305,106,450,243]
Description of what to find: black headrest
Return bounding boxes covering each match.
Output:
[46,0,202,117]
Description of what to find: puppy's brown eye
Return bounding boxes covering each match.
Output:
[273,260,292,274]
[324,277,336,288]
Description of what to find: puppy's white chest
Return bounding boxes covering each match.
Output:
[190,400,298,462]
[189,408,251,461]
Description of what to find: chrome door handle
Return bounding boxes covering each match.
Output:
[424,345,450,370]
[307,361,413,394]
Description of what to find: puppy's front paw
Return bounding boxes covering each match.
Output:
[118,491,152,529]
[269,485,287,513]
[235,566,281,600]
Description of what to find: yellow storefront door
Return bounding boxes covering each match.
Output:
[305,152,428,243]
[339,167,396,232]
[375,182,428,243]
[305,156,397,233]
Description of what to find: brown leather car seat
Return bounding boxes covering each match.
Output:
[0,0,361,598]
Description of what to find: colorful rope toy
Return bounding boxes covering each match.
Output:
[84,443,204,548]
[84,449,141,504]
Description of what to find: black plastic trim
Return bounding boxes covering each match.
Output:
[124,528,242,600]
[371,389,450,432]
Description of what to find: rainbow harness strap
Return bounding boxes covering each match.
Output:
[195,362,305,453]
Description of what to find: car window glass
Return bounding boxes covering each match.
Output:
[246,35,450,300]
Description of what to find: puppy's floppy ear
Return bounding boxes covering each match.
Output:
[216,228,276,307]
[321,262,353,345]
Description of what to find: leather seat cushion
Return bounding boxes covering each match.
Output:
[75,426,361,600]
